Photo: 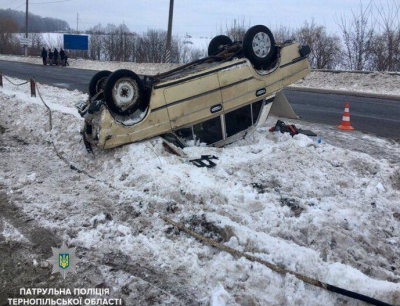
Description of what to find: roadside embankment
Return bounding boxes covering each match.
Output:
[1,54,399,97]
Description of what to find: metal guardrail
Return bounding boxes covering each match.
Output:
[311,69,400,76]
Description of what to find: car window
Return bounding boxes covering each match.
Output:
[193,116,223,144]
[176,116,223,146]
[225,104,252,137]
[175,100,266,146]
[225,100,265,137]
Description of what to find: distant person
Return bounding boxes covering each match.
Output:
[41,47,47,65]
[53,48,59,66]
[64,53,69,66]
[48,49,53,66]
[60,48,66,67]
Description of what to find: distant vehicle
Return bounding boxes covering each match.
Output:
[76,25,311,150]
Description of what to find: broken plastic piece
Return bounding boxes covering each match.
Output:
[189,155,219,168]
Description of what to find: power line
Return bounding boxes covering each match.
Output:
[0,0,22,4]
[9,1,25,11]
[30,0,72,4]
[0,0,23,7]
[13,2,25,9]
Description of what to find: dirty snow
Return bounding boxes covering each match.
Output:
[1,76,400,305]
[0,54,181,75]
[2,220,29,243]
[293,70,400,96]
[1,54,400,96]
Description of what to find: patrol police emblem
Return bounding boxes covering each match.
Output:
[59,254,69,269]
[47,242,79,279]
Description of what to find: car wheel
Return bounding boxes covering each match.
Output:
[104,69,144,116]
[208,35,233,56]
[243,25,276,69]
[88,70,112,98]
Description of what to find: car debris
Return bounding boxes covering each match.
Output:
[77,25,311,150]
[269,119,319,139]
[189,155,219,168]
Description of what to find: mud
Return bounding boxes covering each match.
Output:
[0,185,67,304]
[104,252,200,305]
[0,130,199,306]
[187,215,235,243]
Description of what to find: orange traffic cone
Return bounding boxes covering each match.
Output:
[337,102,354,130]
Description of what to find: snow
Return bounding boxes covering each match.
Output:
[210,283,231,306]
[293,70,400,96]
[2,220,29,243]
[0,54,181,76]
[1,54,400,96]
[1,74,400,305]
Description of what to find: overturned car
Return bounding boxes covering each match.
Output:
[77,25,311,150]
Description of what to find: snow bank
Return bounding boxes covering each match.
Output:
[293,70,400,96]
[0,54,180,75]
[1,54,400,95]
[1,76,400,305]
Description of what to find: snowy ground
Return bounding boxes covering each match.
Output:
[1,54,400,96]
[294,71,400,96]
[1,75,399,305]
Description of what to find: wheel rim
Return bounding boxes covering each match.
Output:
[112,77,139,110]
[252,32,271,58]
[95,77,107,93]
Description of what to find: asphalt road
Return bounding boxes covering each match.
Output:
[284,89,400,140]
[0,60,94,92]
[1,60,399,140]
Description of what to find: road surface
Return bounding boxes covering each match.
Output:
[1,60,399,140]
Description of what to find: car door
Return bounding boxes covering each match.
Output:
[162,71,224,130]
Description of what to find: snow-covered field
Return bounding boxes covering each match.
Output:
[1,74,399,305]
[1,54,400,96]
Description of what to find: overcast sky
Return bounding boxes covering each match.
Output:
[1,0,375,38]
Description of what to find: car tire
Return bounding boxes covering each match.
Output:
[243,25,276,69]
[208,35,233,56]
[88,70,112,98]
[104,69,144,116]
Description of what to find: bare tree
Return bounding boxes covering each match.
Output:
[136,29,166,62]
[102,24,118,61]
[273,25,294,44]
[87,24,104,60]
[28,33,44,56]
[177,39,191,63]
[296,20,342,69]
[336,0,374,70]
[225,18,248,41]
[369,0,400,71]
[0,18,20,54]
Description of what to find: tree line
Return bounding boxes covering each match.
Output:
[0,0,399,71]
[276,0,400,71]
[0,9,70,33]
[86,24,203,63]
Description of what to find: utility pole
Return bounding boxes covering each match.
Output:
[165,0,174,63]
[76,13,79,33]
[25,0,28,56]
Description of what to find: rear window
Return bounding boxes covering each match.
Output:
[176,116,223,145]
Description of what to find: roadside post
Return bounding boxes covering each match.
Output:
[0,71,3,87]
[30,78,36,97]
